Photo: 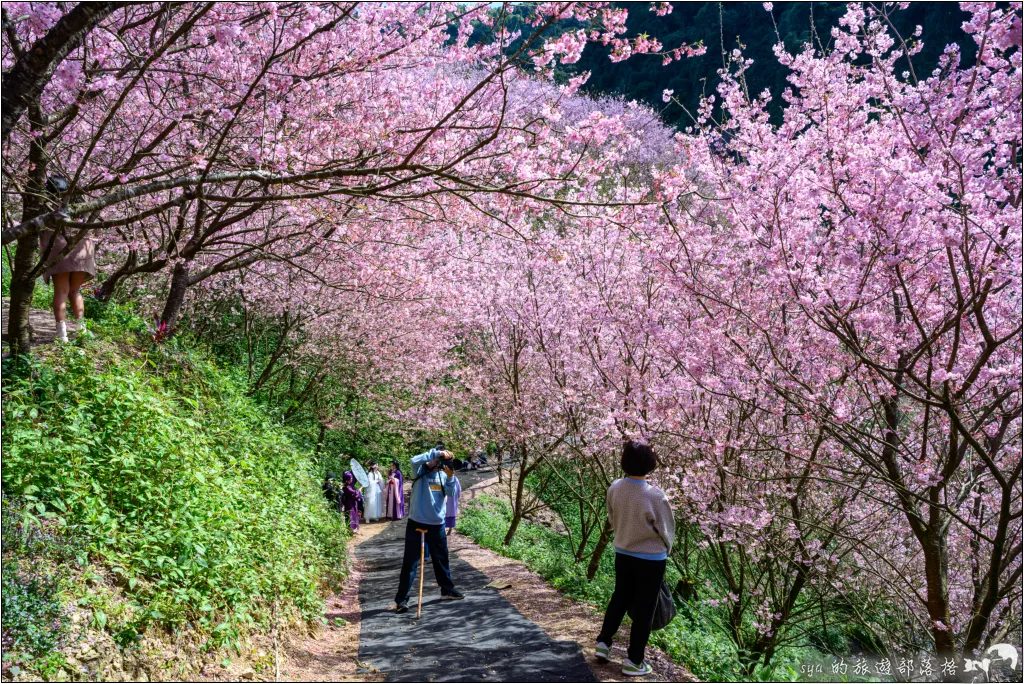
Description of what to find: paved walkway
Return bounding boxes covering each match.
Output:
[354,469,596,683]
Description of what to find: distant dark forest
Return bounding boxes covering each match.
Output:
[467,2,979,127]
[574,2,977,126]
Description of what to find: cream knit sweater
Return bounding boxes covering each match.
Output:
[606,478,676,560]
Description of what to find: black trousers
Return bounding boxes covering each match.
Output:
[597,553,667,665]
[394,519,455,605]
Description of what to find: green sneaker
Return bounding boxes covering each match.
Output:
[595,642,611,662]
[622,659,653,677]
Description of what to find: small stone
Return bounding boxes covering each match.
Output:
[239,668,257,680]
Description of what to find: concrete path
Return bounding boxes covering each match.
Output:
[354,469,596,683]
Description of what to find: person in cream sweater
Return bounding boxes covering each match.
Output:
[595,441,676,677]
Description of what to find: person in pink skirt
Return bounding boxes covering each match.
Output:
[38,177,95,343]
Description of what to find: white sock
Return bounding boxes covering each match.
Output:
[56,320,68,342]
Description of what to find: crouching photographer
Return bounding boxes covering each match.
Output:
[393,445,465,612]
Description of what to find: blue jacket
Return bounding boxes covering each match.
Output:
[408,449,457,526]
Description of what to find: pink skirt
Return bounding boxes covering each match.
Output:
[40,231,96,281]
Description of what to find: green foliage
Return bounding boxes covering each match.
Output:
[1,307,349,650]
[647,607,746,681]
[1,245,55,307]
[187,301,418,475]
[2,247,11,296]
[1,496,78,676]
[458,495,615,606]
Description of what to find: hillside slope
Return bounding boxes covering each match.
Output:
[2,305,348,680]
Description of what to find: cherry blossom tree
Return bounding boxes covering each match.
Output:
[2,1,685,353]
[3,0,1018,669]
[414,1,1020,666]
[652,1,1021,658]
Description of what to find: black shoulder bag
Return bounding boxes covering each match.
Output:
[650,527,677,631]
[650,577,677,631]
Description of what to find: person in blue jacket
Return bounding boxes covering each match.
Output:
[393,446,465,612]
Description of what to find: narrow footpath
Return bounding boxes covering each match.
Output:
[353,469,595,683]
[276,468,696,683]
[1,298,81,351]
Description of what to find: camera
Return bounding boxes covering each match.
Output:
[429,449,463,472]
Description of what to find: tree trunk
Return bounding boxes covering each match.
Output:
[6,102,51,355]
[503,512,522,546]
[503,452,528,545]
[922,532,956,656]
[574,499,592,561]
[5,235,39,354]
[586,518,612,580]
[315,423,327,459]
[94,250,168,301]
[159,260,191,330]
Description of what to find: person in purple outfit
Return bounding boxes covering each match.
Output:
[445,474,462,535]
[384,460,405,520]
[340,471,362,530]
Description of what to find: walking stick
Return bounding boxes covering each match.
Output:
[416,527,427,618]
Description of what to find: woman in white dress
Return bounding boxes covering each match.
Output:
[364,462,384,521]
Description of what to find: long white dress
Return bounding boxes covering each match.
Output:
[364,470,384,521]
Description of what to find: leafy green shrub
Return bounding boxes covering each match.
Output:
[1,495,81,677]
[458,495,615,606]
[1,558,67,669]
[1,324,348,649]
[648,608,744,681]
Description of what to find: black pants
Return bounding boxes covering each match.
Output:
[394,519,455,605]
[597,553,667,665]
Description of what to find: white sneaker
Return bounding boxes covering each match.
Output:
[622,658,652,677]
[55,320,68,343]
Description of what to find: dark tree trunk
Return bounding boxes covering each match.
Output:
[6,235,38,354]
[159,260,191,330]
[921,532,956,656]
[503,512,522,547]
[6,109,50,355]
[503,451,528,545]
[586,518,612,580]
[574,499,592,561]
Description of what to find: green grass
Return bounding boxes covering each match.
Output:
[458,494,615,605]
[1,301,349,672]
